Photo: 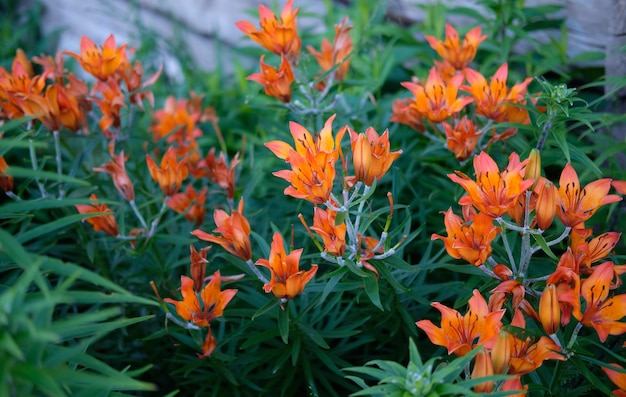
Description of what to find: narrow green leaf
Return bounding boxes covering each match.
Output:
[251,298,280,320]
[6,166,91,185]
[17,212,110,244]
[297,322,330,349]
[0,331,25,360]
[363,275,383,310]
[551,129,570,163]
[532,234,560,261]
[277,305,289,344]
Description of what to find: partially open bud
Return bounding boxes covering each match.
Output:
[526,148,541,189]
[472,350,494,393]
[539,283,561,335]
[535,179,557,230]
[491,331,511,374]
[352,133,372,182]
[190,245,210,292]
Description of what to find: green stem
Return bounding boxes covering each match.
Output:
[29,138,47,198]
[53,130,64,199]
[246,259,269,284]
[129,199,149,230]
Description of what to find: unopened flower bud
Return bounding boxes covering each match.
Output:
[539,283,561,335]
[491,331,511,374]
[526,148,541,189]
[535,179,557,230]
[352,133,372,183]
[472,350,494,393]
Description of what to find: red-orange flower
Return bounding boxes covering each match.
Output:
[0,49,49,119]
[65,34,128,81]
[146,146,189,196]
[168,185,208,226]
[256,232,318,300]
[574,261,626,342]
[348,126,402,186]
[310,206,346,256]
[442,116,480,162]
[200,149,240,199]
[556,163,622,227]
[191,198,252,261]
[75,193,119,237]
[235,0,301,61]
[602,364,626,397]
[92,78,126,136]
[390,97,426,132]
[94,151,135,201]
[401,67,473,123]
[449,151,534,218]
[463,63,533,123]
[307,17,352,82]
[425,24,487,70]
[248,55,294,103]
[416,289,505,356]
[431,209,501,266]
[189,245,210,293]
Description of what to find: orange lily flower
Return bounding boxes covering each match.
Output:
[571,231,621,270]
[390,97,426,133]
[189,245,210,293]
[191,198,252,261]
[547,251,582,326]
[0,155,14,192]
[164,272,237,360]
[266,115,344,204]
[613,180,626,195]
[310,206,347,256]
[602,364,626,397]
[248,55,294,103]
[92,78,126,137]
[416,289,505,356]
[574,261,626,342]
[94,151,135,201]
[235,0,301,62]
[463,63,533,123]
[150,96,204,158]
[0,49,49,119]
[401,67,473,123]
[120,60,162,109]
[432,209,501,266]
[256,232,318,300]
[442,116,480,162]
[556,163,622,227]
[65,34,128,81]
[348,126,402,186]
[449,151,534,218]
[146,146,189,196]
[202,149,240,200]
[75,193,119,237]
[425,24,487,70]
[168,185,208,226]
[307,17,353,83]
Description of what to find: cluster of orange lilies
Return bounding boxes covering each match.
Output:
[421,149,626,394]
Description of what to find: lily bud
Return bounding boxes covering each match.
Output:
[491,331,511,374]
[526,148,541,189]
[539,283,561,335]
[190,245,210,293]
[352,133,372,182]
[535,179,557,230]
[472,350,494,393]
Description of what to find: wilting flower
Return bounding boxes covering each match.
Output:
[442,116,480,162]
[248,55,294,103]
[425,24,487,70]
[307,17,353,83]
[401,67,473,123]
[75,193,119,237]
[390,97,426,133]
[431,209,501,266]
[168,185,208,226]
[574,261,626,342]
[235,0,301,61]
[94,151,135,201]
[463,63,533,123]
[191,149,240,199]
[146,146,189,196]
[449,151,534,218]
[191,198,252,261]
[556,163,621,227]
[0,155,13,192]
[266,115,344,204]
[120,60,162,108]
[65,34,128,81]
[602,363,626,397]
[348,126,402,185]
[310,206,346,256]
[256,232,318,300]
[416,289,505,356]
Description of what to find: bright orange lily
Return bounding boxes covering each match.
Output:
[416,289,505,356]
[449,151,534,218]
[0,49,49,119]
[390,97,426,133]
[256,232,318,300]
[432,209,501,266]
[248,55,295,103]
[146,146,189,196]
[191,198,252,261]
[94,151,135,201]
[556,163,622,227]
[307,17,353,82]
[235,0,301,62]
[75,193,119,237]
[442,116,480,162]
[571,231,621,270]
[202,149,240,200]
[574,261,626,342]
[168,185,208,226]
[463,63,533,123]
[602,363,626,397]
[547,251,582,326]
[92,78,126,137]
[347,126,402,186]
[310,206,347,256]
[65,34,128,81]
[425,24,487,70]
[401,67,473,123]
